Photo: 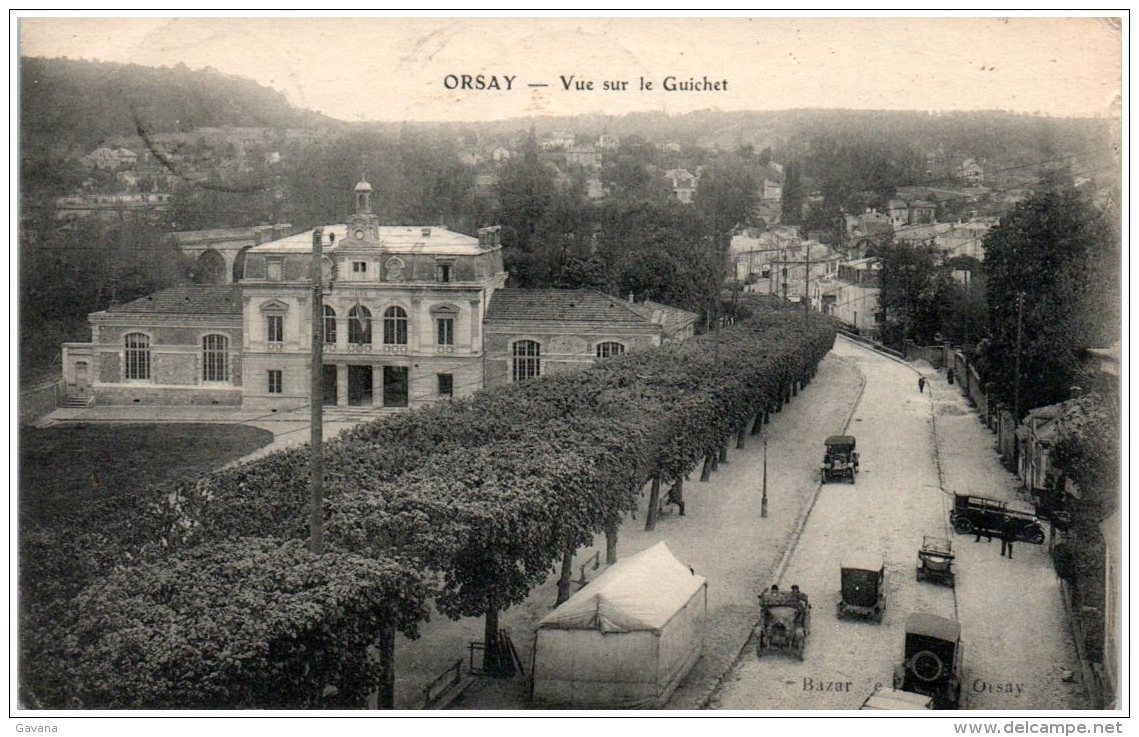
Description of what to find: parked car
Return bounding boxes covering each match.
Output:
[949,493,1045,544]
[916,536,955,587]
[756,586,811,660]
[893,613,964,709]
[860,688,934,710]
[821,435,859,484]
[837,553,886,622]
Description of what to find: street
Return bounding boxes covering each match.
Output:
[710,337,1086,710]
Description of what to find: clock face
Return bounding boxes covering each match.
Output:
[354,228,365,240]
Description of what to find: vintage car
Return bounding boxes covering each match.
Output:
[837,553,886,622]
[821,435,859,484]
[949,493,1046,544]
[893,613,964,710]
[916,536,956,587]
[756,586,811,661]
[860,688,934,710]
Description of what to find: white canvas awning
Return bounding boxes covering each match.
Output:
[536,542,706,634]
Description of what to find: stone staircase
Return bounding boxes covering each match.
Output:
[60,394,95,409]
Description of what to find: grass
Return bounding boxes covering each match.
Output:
[19,423,274,605]
[20,423,272,525]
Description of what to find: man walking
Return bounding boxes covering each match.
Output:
[918,376,927,393]
[1000,519,1016,559]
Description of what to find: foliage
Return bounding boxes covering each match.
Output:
[1049,392,1120,524]
[24,538,429,709]
[19,210,193,382]
[981,188,1120,411]
[876,240,955,347]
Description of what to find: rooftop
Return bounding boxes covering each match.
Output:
[486,289,652,323]
[103,285,242,316]
[250,225,484,255]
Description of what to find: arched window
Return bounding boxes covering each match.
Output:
[323,305,337,345]
[348,305,371,344]
[124,333,150,380]
[512,340,541,382]
[202,334,229,382]
[383,306,408,345]
[596,341,625,359]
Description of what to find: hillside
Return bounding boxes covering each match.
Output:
[20,56,337,153]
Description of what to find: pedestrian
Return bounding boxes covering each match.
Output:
[667,481,686,516]
[974,523,992,543]
[918,376,927,393]
[947,368,956,385]
[1000,519,1016,559]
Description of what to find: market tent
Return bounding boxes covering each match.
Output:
[531,542,707,708]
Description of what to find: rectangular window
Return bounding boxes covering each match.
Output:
[437,264,451,283]
[267,259,283,280]
[267,315,284,343]
[437,317,454,346]
[438,373,453,398]
[268,370,283,394]
[353,261,367,273]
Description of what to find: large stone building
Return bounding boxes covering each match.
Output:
[61,180,696,412]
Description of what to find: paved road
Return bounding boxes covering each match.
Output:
[710,337,1085,711]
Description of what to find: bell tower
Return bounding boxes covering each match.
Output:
[348,177,380,242]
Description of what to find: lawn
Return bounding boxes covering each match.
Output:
[19,423,274,605]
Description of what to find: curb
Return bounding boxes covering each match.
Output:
[694,353,868,709]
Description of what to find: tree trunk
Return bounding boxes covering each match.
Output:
[776,389,784,411]
[376,621,395,709]
[718,444,728,463]
[483,609,500,675]
[792,380,799,396]
[737,426,747,449]
[605,522,618,565]
[751,412,763,434]
[645,476,661,530]
[556,546,574,606]
[700,454,713,482]
[710,452,720,472]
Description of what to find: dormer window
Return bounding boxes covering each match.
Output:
[267,258,283,281]
[353,261,368,274]
[437,264,451,283]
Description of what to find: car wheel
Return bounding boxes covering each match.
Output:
[911,651,944,682]
[1025,525,1045,545]
[952,516,973,535]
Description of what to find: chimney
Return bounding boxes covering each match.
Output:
[421,227,432,237]
[329,232,336,244]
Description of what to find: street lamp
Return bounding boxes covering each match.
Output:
[761,432,769,518]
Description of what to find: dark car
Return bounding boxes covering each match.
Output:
[837,553,886,622]
[893,613,964,709]
[950,493,1045,544]
[821,435,859,484]
[756,587,811,661]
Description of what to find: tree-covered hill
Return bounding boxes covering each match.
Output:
[20,56,337,153]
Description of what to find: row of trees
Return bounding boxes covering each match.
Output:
[21,296,837,708]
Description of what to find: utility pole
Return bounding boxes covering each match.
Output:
[804,243,812,325]
[1013,291,1025,427]
[309,227,325,554]
[760,432,769,518]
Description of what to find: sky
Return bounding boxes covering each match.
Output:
[17,15,1123,123]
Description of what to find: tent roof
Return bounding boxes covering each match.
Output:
[536,542,706,633]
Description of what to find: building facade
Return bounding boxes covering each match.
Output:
[483,290,697,386]
[62,180,697,412]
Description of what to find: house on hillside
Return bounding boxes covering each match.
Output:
[958,158,984,186]
[664,168,697,204]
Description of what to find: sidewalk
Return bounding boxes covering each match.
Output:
[420,352,865,710]
[924,366,1086,709]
